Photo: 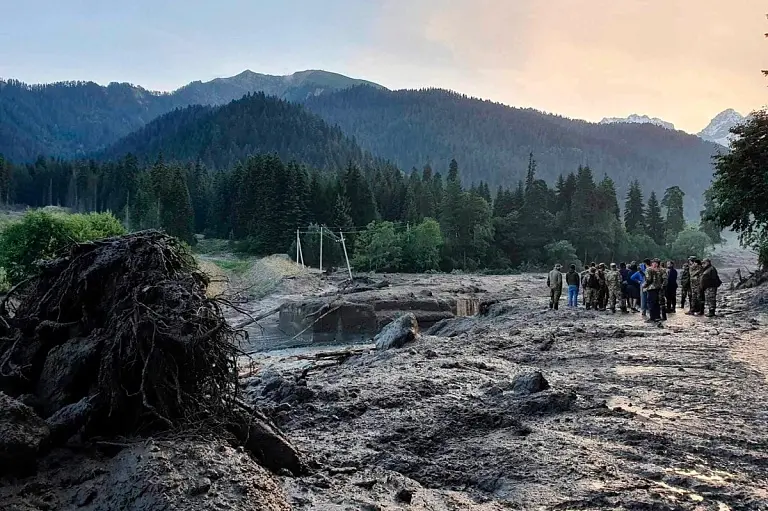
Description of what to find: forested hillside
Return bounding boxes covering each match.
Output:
[0,149,716,272]
[305,86,722,212]
[102,93,372,170]
[0,80,171,162]
[0,71,382,162]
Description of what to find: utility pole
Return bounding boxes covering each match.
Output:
[319,225,323,273]
[296,229,300,266]
[339,230,353,281]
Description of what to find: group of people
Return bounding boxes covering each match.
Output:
[546,256,723,323]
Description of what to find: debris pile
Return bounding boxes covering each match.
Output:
[0,231,303,476]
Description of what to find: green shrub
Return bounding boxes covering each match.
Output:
[0,210,126,284]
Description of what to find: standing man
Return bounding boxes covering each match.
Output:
[644,258,664,322]
[606,263,622,313]
[586,267,600,310]
[665,261,678,313]
[640,258,651,317]
[680,257,693,311]
[547,264,564,310]
[565,264,580,307]
[700,258,722,317]
[619,262,630,313]
[597,263,608,311]
[687,258,703,316]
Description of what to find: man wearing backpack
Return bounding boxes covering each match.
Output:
[547,264,564,310]
[700,258,722,318]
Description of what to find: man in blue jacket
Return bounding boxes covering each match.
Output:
[665,261,678,313]
[639,258,651,317]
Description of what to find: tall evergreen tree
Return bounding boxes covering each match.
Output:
[644,191,665,245]
[661,185,686,239]
[624,180,645,233]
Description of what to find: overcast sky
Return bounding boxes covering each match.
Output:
[1,0,765,132]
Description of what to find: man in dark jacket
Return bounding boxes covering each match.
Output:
[665,261,678,313]
[700,258,722,317]
[619,262,630,313]
[565,264,580,307]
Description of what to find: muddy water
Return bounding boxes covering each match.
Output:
[241,273,768,510]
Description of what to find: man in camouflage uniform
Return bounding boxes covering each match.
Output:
[585,267,600,310]
[605,263,622,313]
[659,263,668,321]
[597,263,608,311]
[680,257,693,310]
[686,258,703,316]
[643,258,665,322]
[700,258,722,317]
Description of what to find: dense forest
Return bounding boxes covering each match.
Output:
[0,71,382,162]
[2,74,720,218]
[305,86,722,215]
[0,151,717,272]
[101,92,373,170]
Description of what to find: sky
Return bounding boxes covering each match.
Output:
[1,0,766,132]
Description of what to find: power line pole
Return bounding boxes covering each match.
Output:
[296,229,301,267]
[319,225,323,273]
[339,230,353,281]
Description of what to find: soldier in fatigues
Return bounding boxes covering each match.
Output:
[597,263,608,311]
[605,263,622,313]
[680,257,693,310]
[659,264,668,321]
[643,258,665,322]
[585,267,600,310]
[700,258,722,317]
[687,259,703,315]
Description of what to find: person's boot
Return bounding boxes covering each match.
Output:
[706,309,715,318]
[554,302,559,311]
[549,301,553,309]
[611,307,616,314]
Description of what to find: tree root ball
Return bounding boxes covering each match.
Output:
[0,230,305,474]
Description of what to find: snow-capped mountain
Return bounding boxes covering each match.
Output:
[599,114,675,130]
[697,109,745,147]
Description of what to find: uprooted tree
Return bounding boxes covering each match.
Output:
[0,230,304,475]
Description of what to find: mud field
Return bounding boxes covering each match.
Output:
[245,271,768,510]
[3,261,768,510]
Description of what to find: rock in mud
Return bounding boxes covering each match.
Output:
[0,392,50,475]
[36,336,102,417]
[511,371,550,395]
[45,395,94,445]
[375,313,419,350]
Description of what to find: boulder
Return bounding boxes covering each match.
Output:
[511,371,550,395]
[0,392,50,475]
[375,314,419,351]
[36,336,102,417]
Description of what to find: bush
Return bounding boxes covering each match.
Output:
[353,221,402,272]
[0,210,126,284]
[402,218,444,272]
[544,240,581,269]
[664,228,712,262]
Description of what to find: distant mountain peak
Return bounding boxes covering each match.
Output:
[697,109,745,147]
[599,114,675,130]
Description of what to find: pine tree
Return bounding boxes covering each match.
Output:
[624,180,645,233]
[644,191,665,245]
[661,185,685,239]
[598,175,621,220]
[341,162,377,226]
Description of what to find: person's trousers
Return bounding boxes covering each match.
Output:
[665,286,677,311]
[681,285,690,308]
[550,288,562,309]
[641,290,648,313]
[647,289,661,321]
[567,285,579,307]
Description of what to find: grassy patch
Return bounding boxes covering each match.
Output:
[211,258,253,275]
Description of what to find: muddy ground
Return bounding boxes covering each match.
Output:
[3,258,768,510]
[245,271,768,510]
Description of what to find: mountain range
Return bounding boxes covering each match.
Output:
[0,69,742,214]
[600,109,747,147]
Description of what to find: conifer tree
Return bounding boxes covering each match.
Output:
[624,180,645,233]
[661,185,685,239]
[644,191,665,245]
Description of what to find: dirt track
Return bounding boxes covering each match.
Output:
[247,273,768,510]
